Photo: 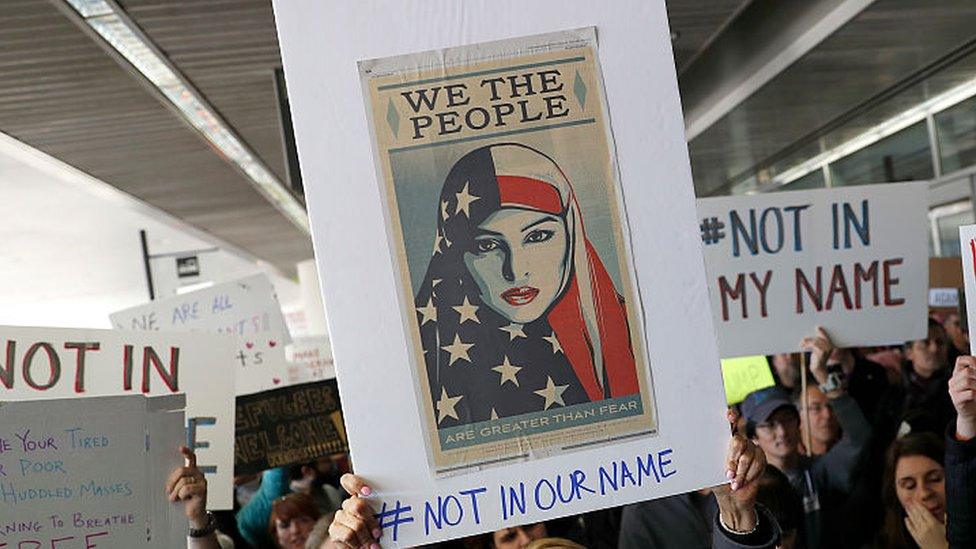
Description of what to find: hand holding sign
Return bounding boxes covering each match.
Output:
[329,476,383,549]
[712,410,767,533]
[949,356,976,440]
[166,446,209,529]
[800,326,837,395]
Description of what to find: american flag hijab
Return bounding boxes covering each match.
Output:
[416,143,640,427]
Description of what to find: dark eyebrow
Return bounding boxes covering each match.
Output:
[521,215,560,232]
[474,228,503,237]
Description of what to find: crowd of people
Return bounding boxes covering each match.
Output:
[163,313,976,548]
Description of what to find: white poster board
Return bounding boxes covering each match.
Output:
[274,2,728,545]
[111,273,292,395]
[0,394,185,548]
[929,287,960,308]
[285,336,335,384]
[959,225,976,331]
[697,182,929,358]
[0,326,236,510]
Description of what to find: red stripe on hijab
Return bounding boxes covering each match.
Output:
[547,239,640,401]
[496,175,562,214]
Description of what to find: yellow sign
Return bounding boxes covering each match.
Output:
[721,355,775,405]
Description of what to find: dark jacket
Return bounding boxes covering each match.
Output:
[946,424,976,548]
[877,363,954,443]
[619,492,780,549]
[783,394,871,548]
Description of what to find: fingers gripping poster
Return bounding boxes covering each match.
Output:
[360,30,656,472]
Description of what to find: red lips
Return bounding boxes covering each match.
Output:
[501,286,539,306]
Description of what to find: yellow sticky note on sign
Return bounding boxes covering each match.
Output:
[721,355,776,405]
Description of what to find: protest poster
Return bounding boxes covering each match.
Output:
[0,394,185,548]
[0,326,236,509]
[285,336,335,384]
[275,2,729,544]
[361,29,658,472]
[720,356,775,405]
[959,225,976,332]
[929,288,959,309]
[110,273,292,395]
[697,182,929,358]
[234,380,347,475]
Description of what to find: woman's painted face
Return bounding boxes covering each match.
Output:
[895,455,946,522]
[463,208,568,324]
[274,515,316,549]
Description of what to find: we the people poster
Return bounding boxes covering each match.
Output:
[278,1,730,541]
[360,29,656,473]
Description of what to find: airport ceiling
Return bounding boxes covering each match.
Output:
[1,0,974,272]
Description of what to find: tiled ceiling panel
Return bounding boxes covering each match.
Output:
[0,0,310,272]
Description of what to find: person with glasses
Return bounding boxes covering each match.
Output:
[740,327,871,548]
[794,384,840,457]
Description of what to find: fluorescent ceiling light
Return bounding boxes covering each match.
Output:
[63,0,309,234]
[768,74,976,189]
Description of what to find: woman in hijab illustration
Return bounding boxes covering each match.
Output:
[415,143,640,429]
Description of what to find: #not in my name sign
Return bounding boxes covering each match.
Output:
[697,182,929,358]
[276,2,730,545]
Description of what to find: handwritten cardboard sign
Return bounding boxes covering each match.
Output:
[285,336,335,385]
[720,356,775,405]
[0,394,185,547]
[275,6,729,545]
[110,273,292,395]
[697,182,929,357]
[0,326,236,510]
[234,380,347,475]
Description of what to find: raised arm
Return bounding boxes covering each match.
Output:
[803,327,872,493]
[165,446,220,549]
[712,410,782,549]
[947,355,976,548]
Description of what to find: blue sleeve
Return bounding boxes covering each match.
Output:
[236,467,291,547]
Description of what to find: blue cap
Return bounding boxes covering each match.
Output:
[740,386,795,424]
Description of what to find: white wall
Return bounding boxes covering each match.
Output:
[0,131,305,328]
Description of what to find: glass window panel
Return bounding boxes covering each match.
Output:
[773,169,825,192]
[935,96,976,174]
[830,121,934,186]
[935,203,974,257]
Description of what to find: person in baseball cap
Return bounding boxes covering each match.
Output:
[739,328,873,549]
[742,387,797,429]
